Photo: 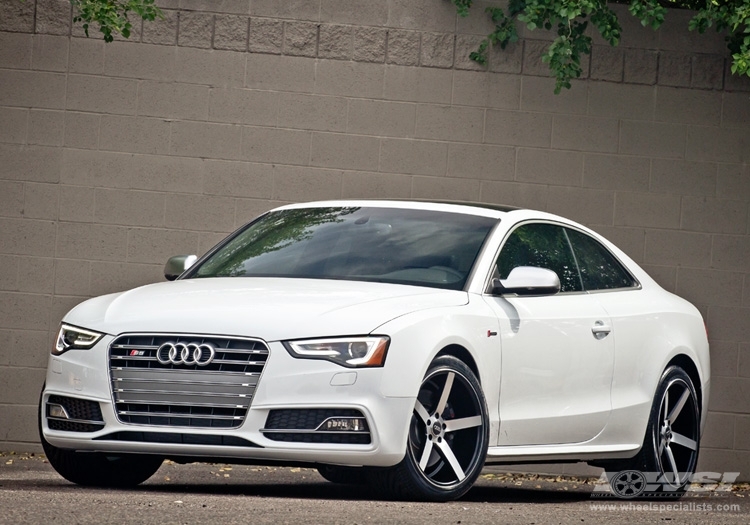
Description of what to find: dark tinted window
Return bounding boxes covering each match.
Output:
[496,223,582,292]
[190,207,497,290]
[566,229,636,290]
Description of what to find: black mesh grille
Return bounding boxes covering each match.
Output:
[265,408,366,430]
[48,420,104,433]
[46,395,104,433]
[95,431,260,447]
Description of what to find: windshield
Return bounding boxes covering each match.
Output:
[189,206,498,290]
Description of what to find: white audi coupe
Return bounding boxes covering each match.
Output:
[40,200,709,501]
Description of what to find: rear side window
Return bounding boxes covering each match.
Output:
[566,229,636,291]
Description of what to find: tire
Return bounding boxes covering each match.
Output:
[39,389,163,487]
[317,465,372,485]
[608,366,700,499]
[376,355,489,501]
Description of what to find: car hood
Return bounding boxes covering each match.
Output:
[64,278,468,341]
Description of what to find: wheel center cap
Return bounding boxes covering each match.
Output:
[431,422,442,435]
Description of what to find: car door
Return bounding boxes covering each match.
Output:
[483,222,615,446]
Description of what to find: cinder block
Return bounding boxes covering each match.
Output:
[706,340,739,378]
[657,51,691,87]
[415,104,483,142]
[0,217,55,257]
[315,60,384,98]
[583,154,650,191]
[99,115,171,155]
[705,374,750,413]
[712,235,750,272]
[386,29,419,66]
[126,227,202,264]
[23,182,58,220]
[686,126,748,164]
[93,188,165,227]
[245,54,315,92]
[615,191,681,229]
[0,144,62,183]
[589,45,623,82]
[0,181,24,218]
[125,154,205,194]
[177,11,214,48]
[66,74,137,114]
[0,107,28,144]
[721,92,750,128]
[35,0,71,36]
[717,164,750,201]
[175,47,245,87]
[522,40,551,77]
[658,8,725,55]
[320,0,387,25]
[209,87,279,126]
[0,256,18,290]
[6,329,50,368]
[643,229,712,267]
[28,109,64,146]
[142,9,178,45]
[595,226,646,263]
[420,32,454,68]
[724,60,750,92]
[17,256,54,294]
[384,65,452,104]
[380,138,447,176]
[90,261,162,296]
[63,112,100,149]
[520,76,588,115]
[619,121,686,159]
[211,14,248,51]
[388,0,456,32]
[546,186,614,226]
[412,176,481,201]
[31,35,68,72]
[69,38,105,74]
[655,86,722,126]
[650,159,717,197]
[271,165,343,202]
[736,416,750,450]
[60,149,122,187]
[640,264,676,289]
[54,258,91,296]
[59,185,95,223]
[248,17,283,54]
[341,171,412,198]
[180,0,250,15]
[741,343,750,377]
[254,0,319,20]
[455,0,498,35]
[701,412,736,448]
[588,81,655,120]
[0,405,40,443]
[447,143,514,181]
[104,41,176,81]
[56,222,129,261]
[479,181,548,211]
[0,32,32,69]
[0,70,66,110]
[0,0,34,32]
[485,110,552,148]
[241,126,311,165]
[277,93,347,132]
[319,24,352,60]
[283,21,318,57]
[138,81,209,120]
[551,115,618,153]
[353,27,386,63]
[452,71,521,110]
[310,133,380,171]
[455,34,486,71]
[165,193,236,232]
[202,160,274,199]
[623,48,657,85]
[171,121,242,160]
[515,148,583,186]
[676,268,744,309]
[691,54,724,90]
[489,41,523,75]
[347,99,415,137]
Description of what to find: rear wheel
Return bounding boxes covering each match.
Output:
[377,355,489,501]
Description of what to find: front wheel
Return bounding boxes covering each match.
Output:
[377,355,489,501]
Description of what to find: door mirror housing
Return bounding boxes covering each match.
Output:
[490,266,561,296]
[164,255,198,281]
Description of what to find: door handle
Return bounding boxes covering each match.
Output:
[591,321,611,340]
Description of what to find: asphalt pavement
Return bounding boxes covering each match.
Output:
[1,452,748,524]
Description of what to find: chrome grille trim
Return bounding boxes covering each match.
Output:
[109,333,269,429]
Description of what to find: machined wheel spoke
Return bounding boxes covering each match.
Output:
[671,431,698,451]
[444,415,482,433]
[667,387,691,425]
[662,390,669,422]
[436,372,455,414]
[414,400,430,424]
[436,439,466,481]
[658,437,666,456]
[418,439,435,471]
[664,445,681,482]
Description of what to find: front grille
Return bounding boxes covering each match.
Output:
[109,334,268,429]
[262,408,371,444]
[46,395,104,433]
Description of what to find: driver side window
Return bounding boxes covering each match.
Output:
[496,223,582,293]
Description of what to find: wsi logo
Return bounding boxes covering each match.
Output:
[591,470,740,499]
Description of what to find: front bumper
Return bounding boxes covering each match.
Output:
[41,336,413,468]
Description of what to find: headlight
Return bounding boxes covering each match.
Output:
[283,336,390,368]
[53,324,104,355]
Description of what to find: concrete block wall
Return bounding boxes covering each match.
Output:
[0,0,749,478]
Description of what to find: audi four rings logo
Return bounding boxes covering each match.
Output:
[156,342,216,366]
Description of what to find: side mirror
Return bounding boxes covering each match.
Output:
[490,266,560,296]
[164,255,198,281]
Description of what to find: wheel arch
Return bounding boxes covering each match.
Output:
[434,344,480,384]
[665,353,703,417]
